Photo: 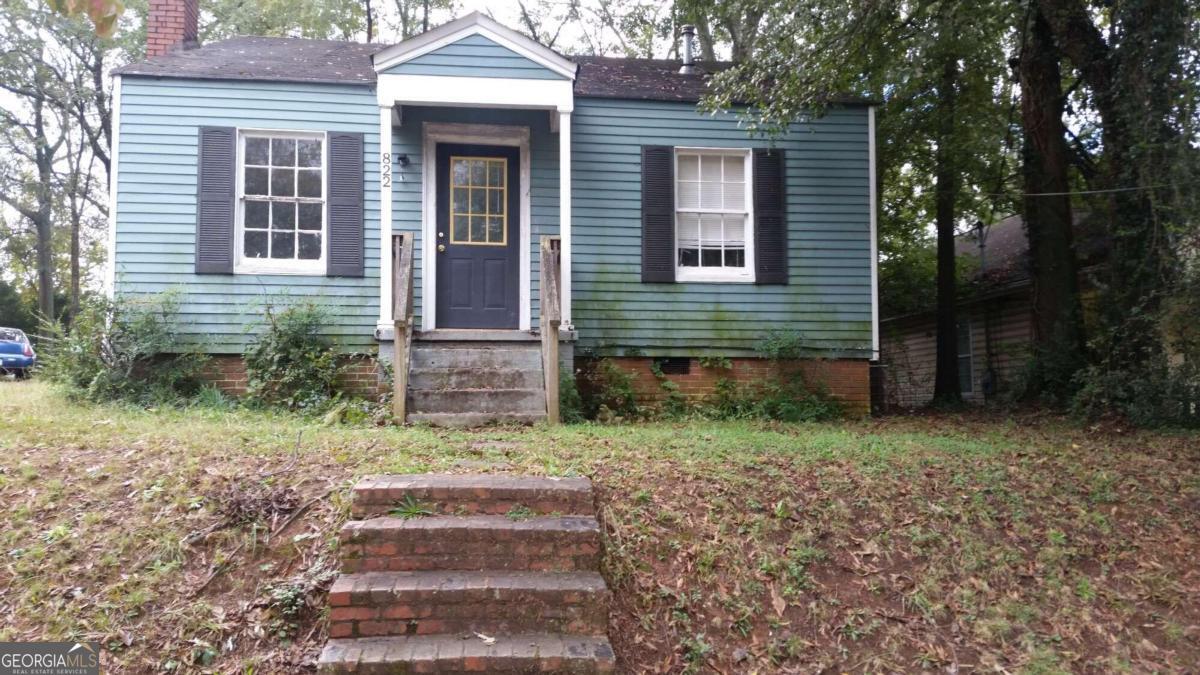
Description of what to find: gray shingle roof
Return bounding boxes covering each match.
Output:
[114,37,871,105]
[114,37,727,100]
[572,56,730,101]
[114,36,383,85]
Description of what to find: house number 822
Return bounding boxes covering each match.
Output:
[381,153,392,187]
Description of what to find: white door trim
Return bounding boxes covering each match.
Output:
[421,122,532,332]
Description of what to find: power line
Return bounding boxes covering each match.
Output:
[978,179,1200,198]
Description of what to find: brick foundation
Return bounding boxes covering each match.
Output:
[199,355,385,399]
[582,357,871,416]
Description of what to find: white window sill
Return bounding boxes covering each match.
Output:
[234,261,326,276]
[675,269,756,284]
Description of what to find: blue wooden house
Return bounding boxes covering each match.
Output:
[108,4,879,424]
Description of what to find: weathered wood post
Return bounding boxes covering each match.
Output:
[540,236,562,424]
[392,234,414,423]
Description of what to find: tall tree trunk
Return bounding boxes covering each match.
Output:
[364,0,374,41]
[32,95,55,321]
[70,217,80,320]
[1036,0,1188,365]
[932,58,962,405]
[694,18,716,61]
[1018,7,1084,398]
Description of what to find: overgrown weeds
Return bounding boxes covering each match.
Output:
[244,302,342,412]
[39,291,208,405]
[1,382,1198,672]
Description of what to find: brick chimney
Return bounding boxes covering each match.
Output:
[146,0,199,57]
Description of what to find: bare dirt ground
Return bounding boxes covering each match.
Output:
[1,381,1197,673]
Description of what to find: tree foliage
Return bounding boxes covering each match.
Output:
[46,0,125,37]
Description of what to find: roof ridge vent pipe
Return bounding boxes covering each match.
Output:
[679,24,697,75]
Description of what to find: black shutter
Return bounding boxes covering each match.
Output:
[195,126,236,274]
[327,131,365,277]
[641,145,675,282]
[753,148,787,284]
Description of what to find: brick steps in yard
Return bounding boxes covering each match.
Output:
[319,474,614,674]
[351,475,595,518]
[339,515,601,573]
[320,634,615,673]
[327,571,610,638]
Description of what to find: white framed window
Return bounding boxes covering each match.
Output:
[674,148,754,282]
[957,317,974,393]
[235,129,326,274]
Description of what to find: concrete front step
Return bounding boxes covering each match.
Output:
[409,388,546,415]
[408,366,544,391]
[340,516,601,573]
[318,634,616,674]
[407,412,546,428]
[410,346,543,371]
[351,474,596,518]
[328,571,610,638]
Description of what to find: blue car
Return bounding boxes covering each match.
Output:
[0,327,36,379]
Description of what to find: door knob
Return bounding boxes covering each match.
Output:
[437,244,446,252]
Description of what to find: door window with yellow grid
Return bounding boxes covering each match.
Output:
[450,157,507,245]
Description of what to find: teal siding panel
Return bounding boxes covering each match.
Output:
[387,106,559,328]
[382,34,566,80]
[114,77,381,353]
[571,98,873,357]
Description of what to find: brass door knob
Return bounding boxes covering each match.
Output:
[437,244,446,252]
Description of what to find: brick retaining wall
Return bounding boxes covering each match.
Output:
[198,353,870,414]
[582,357,871,415]
[199,355,385,399]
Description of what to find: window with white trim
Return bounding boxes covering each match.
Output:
[675,149,754,282]
[237,130,326,273]
[957,317,973,393]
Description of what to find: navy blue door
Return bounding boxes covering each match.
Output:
[435,143,520,329]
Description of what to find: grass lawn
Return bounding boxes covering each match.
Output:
[1,380,1197,673]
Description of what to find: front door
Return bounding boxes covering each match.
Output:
[435,143,521,329]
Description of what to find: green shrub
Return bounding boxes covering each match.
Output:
[1071,274,1200,428]
[707,372,841,422]
[1072,361,1199,428]
[703,332,842,422]
[577,357,640,420]
[244,303,341,411]
[40,292,207,405]
[559,368,585,423]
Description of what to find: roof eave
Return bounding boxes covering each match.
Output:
[113,70,376,87]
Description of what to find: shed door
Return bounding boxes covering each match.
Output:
[435,143,520,329]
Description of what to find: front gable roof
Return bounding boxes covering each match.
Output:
[372,12,576,80]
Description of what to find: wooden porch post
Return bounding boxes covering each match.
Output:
[540,236,562,424]
[392,234,414,423]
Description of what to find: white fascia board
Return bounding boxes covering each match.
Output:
[377,73,573,112]
[868,105,880,359]
[104,74,122,298]
[372,12,577,80]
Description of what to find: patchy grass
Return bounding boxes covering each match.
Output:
[0,381,1197,672]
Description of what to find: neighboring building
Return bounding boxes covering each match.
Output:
[878,214,1103,409]
[108,2,879,422]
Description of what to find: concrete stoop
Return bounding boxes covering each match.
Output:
[318,474,615,674]
[407,341,547,427]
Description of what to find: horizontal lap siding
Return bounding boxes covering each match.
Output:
[114,78,380,353]
[389,106,559,327]
[879,295,1034,408]
[382,34,566,80]
[571,99,873,357]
